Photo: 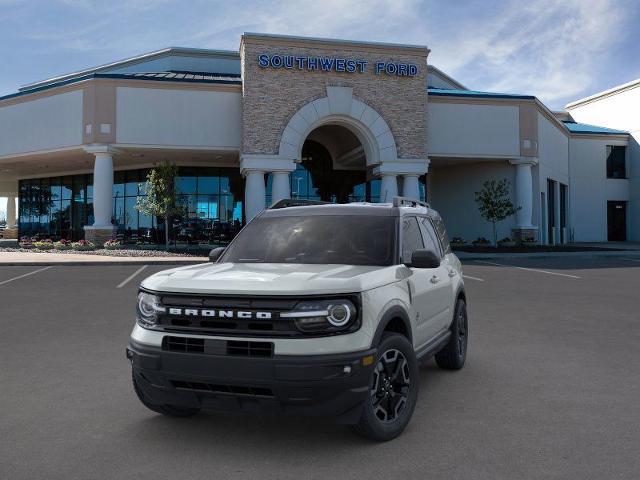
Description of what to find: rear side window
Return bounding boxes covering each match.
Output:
[418,217,442,257]
[432,215,452,254]
[401,217,424,263]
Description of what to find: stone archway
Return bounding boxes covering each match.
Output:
[278,86,398,166]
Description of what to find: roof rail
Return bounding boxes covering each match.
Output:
[392,196,430,209]
[269,199,331,209]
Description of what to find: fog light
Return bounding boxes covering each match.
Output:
[362,355,374,366]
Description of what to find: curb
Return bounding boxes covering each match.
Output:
[0,259,206,266]
[458,251,640,261]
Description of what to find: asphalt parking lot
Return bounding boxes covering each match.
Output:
[1,257,639,479]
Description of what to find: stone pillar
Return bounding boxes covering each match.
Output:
[271,171,290,205]
[83,146,117,245]
[380,174,398,202]
[244,170,266,222]
[510,157,538,242]
[401,175,420,200]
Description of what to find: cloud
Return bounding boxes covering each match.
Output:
[1,0,637,109]
[426,0,630,108]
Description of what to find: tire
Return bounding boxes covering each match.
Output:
[435,298,468,370]
[351,333,419,441]
[132,371,200,418]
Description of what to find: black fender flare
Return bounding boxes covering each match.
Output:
[370,305,413,348]
[448,285,467,329]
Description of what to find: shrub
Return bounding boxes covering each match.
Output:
[19,236,34,249]
[71,240,96,251]
[103,239,123,250]
[472,237,491,246]
[33,239,54,250]
[54,239,73,250]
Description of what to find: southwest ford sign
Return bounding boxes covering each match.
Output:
[257,54,418,77]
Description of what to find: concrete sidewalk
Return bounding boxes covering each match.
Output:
[0,251,207,266]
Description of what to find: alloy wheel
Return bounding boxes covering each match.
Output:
[370,348,411,423]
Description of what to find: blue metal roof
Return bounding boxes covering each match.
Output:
[0,71,242,102]
[428,87,535,100]
[562,121,628,135]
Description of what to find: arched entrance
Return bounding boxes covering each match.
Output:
[291,124,380,203]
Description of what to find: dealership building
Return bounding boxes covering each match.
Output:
[0,33,637,245]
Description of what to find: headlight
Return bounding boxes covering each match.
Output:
[136,292,164,327]
[282,299,358,333]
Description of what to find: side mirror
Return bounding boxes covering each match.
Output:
[208,247,225,263]
[407,249,441,269]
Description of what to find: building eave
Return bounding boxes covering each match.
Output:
[565,78,640,109]
[19,47,240,93]
[2,73,242,105]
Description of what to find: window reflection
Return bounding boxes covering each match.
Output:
[18,167,245,244]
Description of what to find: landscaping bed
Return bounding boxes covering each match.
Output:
[0,247,202,257]
[452,245,621,253]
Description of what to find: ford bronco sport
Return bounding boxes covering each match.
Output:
[127,197,468,441]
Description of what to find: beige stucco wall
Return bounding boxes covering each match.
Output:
[240,35,429,160]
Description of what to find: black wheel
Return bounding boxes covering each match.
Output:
[352,333,419,441]
[435,298,468,370]
[132,371,200,418]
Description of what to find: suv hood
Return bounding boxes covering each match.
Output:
[141,262,402,295]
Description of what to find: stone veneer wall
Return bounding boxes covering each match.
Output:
[240,36,429,160]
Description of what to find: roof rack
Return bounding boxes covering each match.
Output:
[269,199,331,209]
[392,196,430,209]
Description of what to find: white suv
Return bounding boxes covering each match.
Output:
[127,198,468,441]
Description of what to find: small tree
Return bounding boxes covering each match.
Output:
[474,179,519,246]
[136,161,181,250]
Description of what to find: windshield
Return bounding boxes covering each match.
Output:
[220,215,397,266]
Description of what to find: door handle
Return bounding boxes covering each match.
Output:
[430,275,440,284]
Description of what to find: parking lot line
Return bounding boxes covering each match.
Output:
[474,260,581,279]
[462,274,484,282]
[0,266,52,286]
[116,265,148,289]
[624,258,640,263]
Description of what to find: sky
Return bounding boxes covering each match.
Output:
[1,0,640,214]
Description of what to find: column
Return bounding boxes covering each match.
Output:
[83,146,117,245]
[401,175,420,200]
[244,170,266,222]
[510,158,538,242]
[92,152,115,227]
[6,195,17,228]
[271,171,290,205]
[554,181,562,245]
[380,174,398,202]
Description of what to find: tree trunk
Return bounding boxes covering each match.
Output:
[164,214,169,251]
[492,221,497,247]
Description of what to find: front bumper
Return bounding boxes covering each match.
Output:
[127,339,376,424]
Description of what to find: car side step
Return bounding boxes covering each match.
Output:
[415,331,451,361]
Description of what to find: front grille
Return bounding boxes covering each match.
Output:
[163,336,274,357]
[163,336,204,353]
[227,340,273,357]
[157,294,298,337]
[151,293,361,338]
[170,380,274,398]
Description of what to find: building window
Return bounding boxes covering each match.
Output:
[606,146,626,179]
[18,167,244,245]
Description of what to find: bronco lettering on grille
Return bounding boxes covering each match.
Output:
[167,308,273,319]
